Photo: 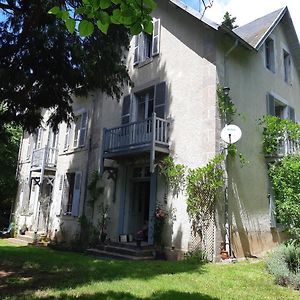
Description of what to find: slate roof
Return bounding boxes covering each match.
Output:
[233,7,286,49]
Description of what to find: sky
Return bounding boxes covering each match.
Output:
[182,0,300,40]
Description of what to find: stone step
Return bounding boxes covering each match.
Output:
[16,234,34,243]
[107,241,154,251]
[103,244,154,257]
[6,238,30,246]
[86,248,154,260]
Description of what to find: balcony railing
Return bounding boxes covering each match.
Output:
[277,138,300,156]
[31,147,58,169]
[103,113,170,155]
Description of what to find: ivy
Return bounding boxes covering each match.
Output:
[259,115,300,155]
[87,170,104,206]
[269,156,300,241]
[186,154,224,237]
[158,156,185,193]
[217,84,236,124]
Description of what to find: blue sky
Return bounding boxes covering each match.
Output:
[182,0,230,12]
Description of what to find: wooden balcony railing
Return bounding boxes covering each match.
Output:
[103,113,170,155]
[31,147,58,169]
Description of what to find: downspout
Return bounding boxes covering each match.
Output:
[81,94,97,224]
[223,39,238,258]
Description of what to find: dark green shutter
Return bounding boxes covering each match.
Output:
[122,95,131,124]
[155,82,166,118]
[266,93,275,116]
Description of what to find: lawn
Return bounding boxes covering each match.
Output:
[0,240,298,300]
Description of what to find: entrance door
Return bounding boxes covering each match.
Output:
[128,180,150,239]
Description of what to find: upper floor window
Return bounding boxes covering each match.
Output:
[267,93,295,121]
[265,37,275,73]
[134,18,160,66]
[121,82,166,124]
[283,50,291,84]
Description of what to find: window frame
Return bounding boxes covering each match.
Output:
[265,36,276,73]
[73,110,88,149]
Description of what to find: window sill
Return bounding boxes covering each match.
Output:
[135,57,154,68]
[59,146,87,156]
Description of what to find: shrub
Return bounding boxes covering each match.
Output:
[269,155,300,241]
[184,249,208,264]
[266,242,300,290]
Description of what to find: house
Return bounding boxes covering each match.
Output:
[13,0,300,260]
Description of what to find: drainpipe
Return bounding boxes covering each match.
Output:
[223,39,239,258]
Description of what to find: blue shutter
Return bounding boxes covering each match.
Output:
[155,82,166,118]
[266,93,275,116]
[71,172,82,217]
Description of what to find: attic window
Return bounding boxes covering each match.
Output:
[265,37,275,73]
[283,50,291,84]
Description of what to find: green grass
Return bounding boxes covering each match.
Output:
[0,240,298,300]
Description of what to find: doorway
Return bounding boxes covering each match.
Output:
[128,180,150,240]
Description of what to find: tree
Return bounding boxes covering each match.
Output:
[0,122,22,227]
[49,0,157,36]
[222,11,238,30]
[0,0,131,132]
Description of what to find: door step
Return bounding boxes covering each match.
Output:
[87,242,155,260]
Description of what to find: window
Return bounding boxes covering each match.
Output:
[64,125,70,150]
[283,50,291,84]
[121,82,167,124]
[73,111,88,148]
[265,37,275,73]
[61,171,82,216]
[134,18,160,65]
[36,127,43,149]
[266,93,295,121]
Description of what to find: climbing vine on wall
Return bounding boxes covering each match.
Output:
[158,156,186,193]
[186,154,224,237]
[217,84,236,124]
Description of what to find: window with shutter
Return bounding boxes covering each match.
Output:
[36,128,43,149]
[154,82,166,118]
[152,19,160,56]
[133,18,160,66]
[73,111,88,148]
[71,172,82,217]
[79,112,88,147]
[122,95,131,124]
[64,126,70,150]
[55,175,64,216]
[265,37,275,73]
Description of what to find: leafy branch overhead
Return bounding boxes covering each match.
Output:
[49,0,157,36]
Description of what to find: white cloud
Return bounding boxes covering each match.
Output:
[204,0,300,40]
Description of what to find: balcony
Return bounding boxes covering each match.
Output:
[31,147,58,170]
[273,138,300,156]
[102,114,170,171]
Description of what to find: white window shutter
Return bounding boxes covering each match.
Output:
[64,126,70,150]
[79,112,88,147]
[152,18,160,56]
[71,172,82,217]
[73,116,81,148]
[36,128,43,149]
[55,175,64,216]
[133,34,140,65]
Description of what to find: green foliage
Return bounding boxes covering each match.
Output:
[259,115,300,155]
[266,242,300,290]
[153,203,168,248]
[0,123,22,227]
[186,154,224,237]
[269,156,300,240]
[87,170,104,205]
[1,1,130,132]
[158,156,185,193]
[217,84,236,123]
[49,0,157,36]
[222,11,238,30]
[184,249,208,264]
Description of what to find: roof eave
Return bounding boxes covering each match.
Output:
[254,6,287,50]
[219,25,257,52]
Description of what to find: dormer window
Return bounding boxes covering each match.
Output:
[134,18,160,66]
[265,37,275,73]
